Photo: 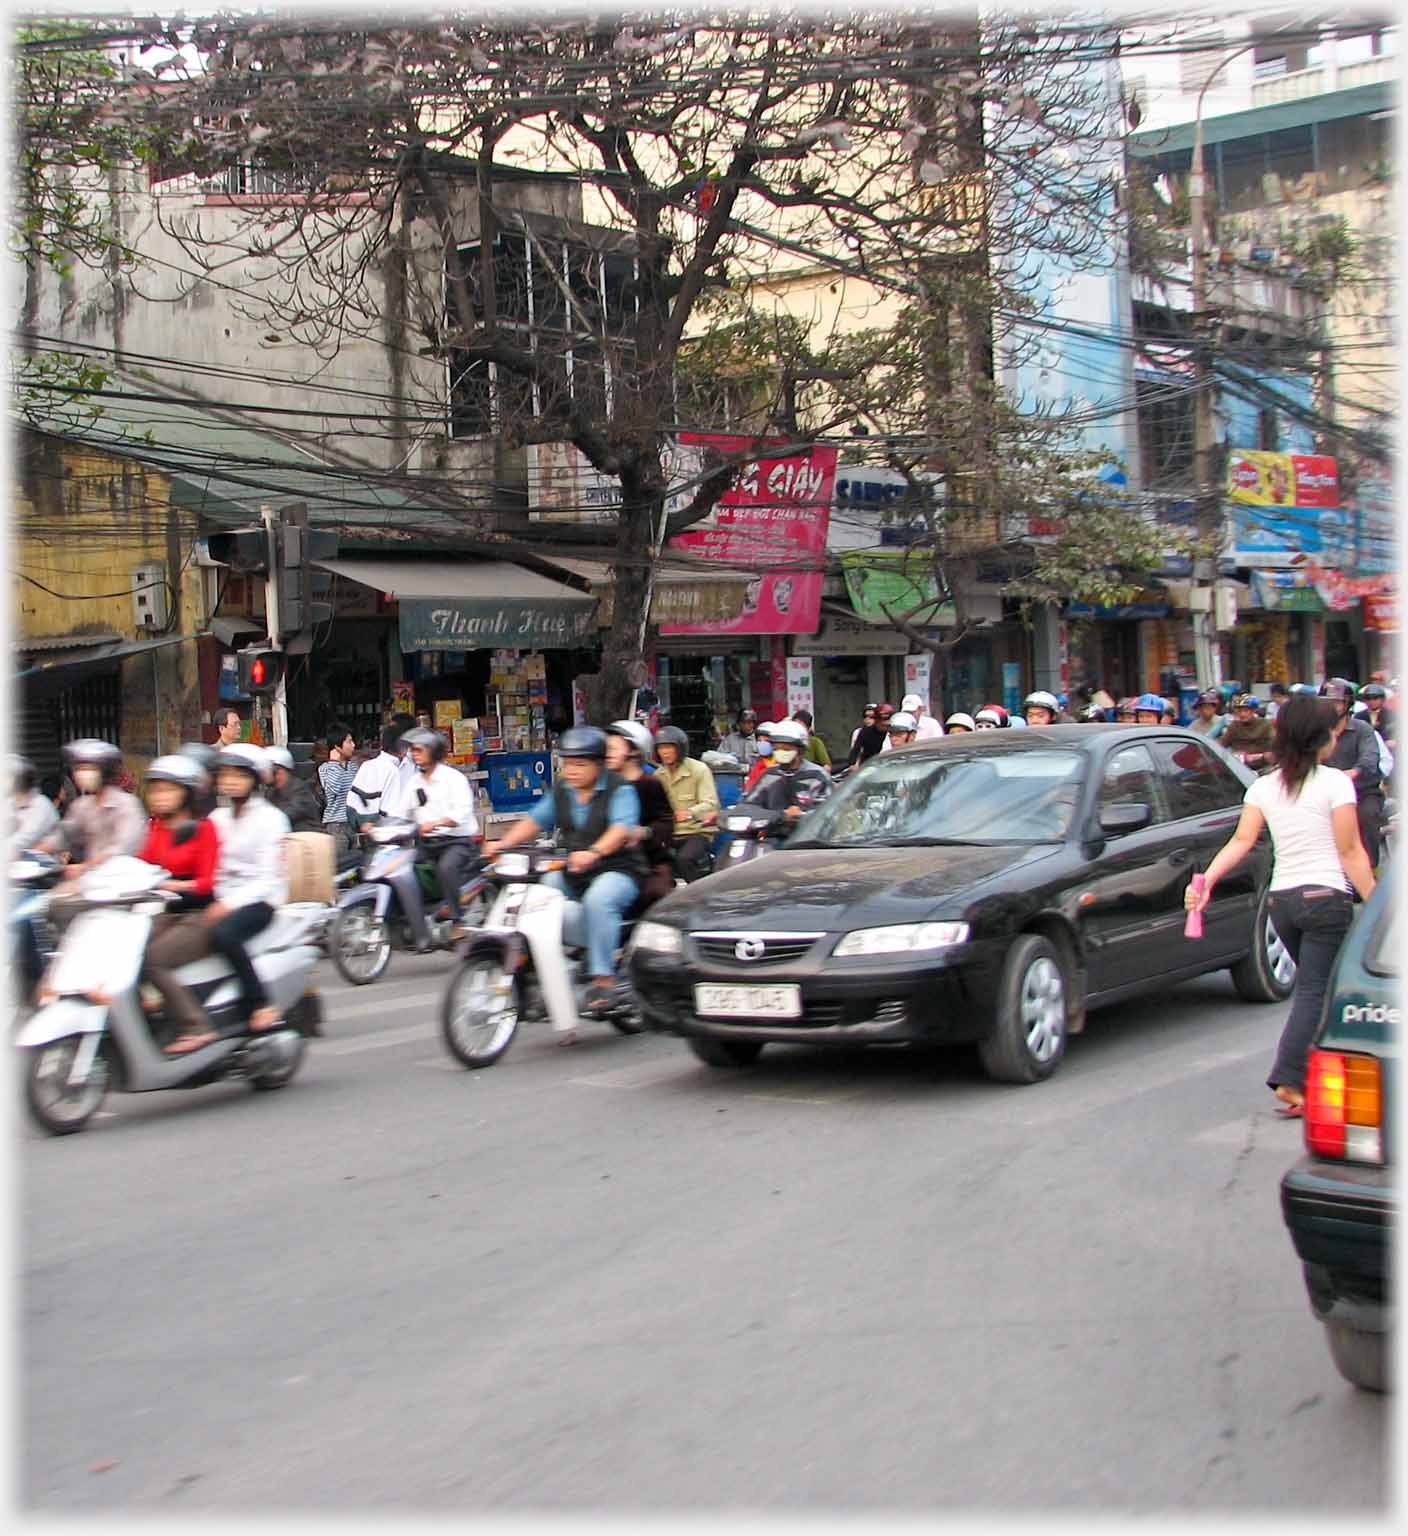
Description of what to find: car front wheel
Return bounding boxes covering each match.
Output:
[1230,897,1296,1003]
[1325,1322,1389,1393]
[979,934,1068,1084]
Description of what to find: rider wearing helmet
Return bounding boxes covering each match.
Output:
[733,718,833,836]
[1114,697,1137,723]
[1189,687,1226,739]
[1133,693,1166,726]
[605,720,675,905]
[1221,693,1274,769]
[1321,678,1385,865]
[848,705,888,767]
[385,727,480,939]
[264,746,322,833]
[484,726,647,1026]
[944,712,976,734]
[652,724,720,883]
[745,723,778,792]
[1078,704,1107,724]
[900,693,944,740]
[40,739,145,876]
[716,709,763,766]
[882,711,919,749]
[9,754,59,858]
[149,743,291,1053]
[973,705,1009,731]
[1358,681,1395,745]
[1022,691,1060,728]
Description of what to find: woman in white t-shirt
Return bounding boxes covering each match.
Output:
[1186,694,1376,1118]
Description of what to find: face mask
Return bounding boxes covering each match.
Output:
[73,767,102,794]
[771,747,800,767]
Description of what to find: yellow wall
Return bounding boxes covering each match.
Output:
[14,435,208,771]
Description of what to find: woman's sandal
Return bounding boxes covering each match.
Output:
[1275,1102,1305,1119]
[165,1030,218,1055]
[248,1007,281,1033]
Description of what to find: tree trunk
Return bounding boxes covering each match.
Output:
[580,494,656,723]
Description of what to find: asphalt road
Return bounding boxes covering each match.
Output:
[20,955,1389,1513]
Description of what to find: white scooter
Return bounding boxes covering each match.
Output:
[16,857,326,1135]
[440,845,645,1069]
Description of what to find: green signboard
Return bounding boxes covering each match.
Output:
[841,550,956,627]
[399,596,597,652]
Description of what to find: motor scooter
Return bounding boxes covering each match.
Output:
[440,846,645,1069]
[10,849,63,1008]
[328,817,491,984]
[718,807,782,866]
[16,857,325,1135]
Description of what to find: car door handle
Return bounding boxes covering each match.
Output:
[1168,849,1193,867]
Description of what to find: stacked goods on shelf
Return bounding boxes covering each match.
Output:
[488,648,549,752]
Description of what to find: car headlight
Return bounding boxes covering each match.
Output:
[631,920,683,956]
[832,922,971,957]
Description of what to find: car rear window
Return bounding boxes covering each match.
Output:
[795,748,1086,846]
[1365,897,1398,978]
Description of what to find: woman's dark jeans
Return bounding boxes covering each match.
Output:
[1266,885,1354,1093]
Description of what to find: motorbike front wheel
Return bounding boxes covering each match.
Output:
[330,899,393,986]
[25,1036,111,1135]
[442,956,521,1069]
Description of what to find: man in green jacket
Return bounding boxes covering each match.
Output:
[792,710,831,769]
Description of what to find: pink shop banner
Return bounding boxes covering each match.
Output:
[660,433,836,636]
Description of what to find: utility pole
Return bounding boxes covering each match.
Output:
[261,504,288,747]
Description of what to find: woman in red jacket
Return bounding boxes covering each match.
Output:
[135,755,220,1033]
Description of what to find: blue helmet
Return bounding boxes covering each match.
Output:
[1135,692,1166,714]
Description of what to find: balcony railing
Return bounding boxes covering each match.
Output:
[1251,53,1397,107]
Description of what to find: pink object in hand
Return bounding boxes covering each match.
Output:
[1184,874,1205,939]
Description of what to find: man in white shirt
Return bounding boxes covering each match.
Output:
[347,725,408,829]
[901,693,945,740]
[388,727,480,935]
[9,756,59,857]
[150,744,291,1053]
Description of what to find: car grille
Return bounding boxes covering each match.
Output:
[802,999,908,1029]
[691,934,820,967]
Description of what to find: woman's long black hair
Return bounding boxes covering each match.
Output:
[1272,694,1338,799]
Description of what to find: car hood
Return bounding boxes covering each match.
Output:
[651,844,1062,931]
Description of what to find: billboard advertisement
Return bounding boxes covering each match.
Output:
[660,434,836,636]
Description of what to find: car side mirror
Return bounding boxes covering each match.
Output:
[1098,802,1152,835]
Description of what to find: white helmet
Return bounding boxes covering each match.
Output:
[756,721,776,739]
[607,719,654,759]
[264,746,295,774]
[215,743,269,782]
[901,693,925,714]
[944,712,975,732]
[767,720,809,748]
[1024,690,1060,715]
[887,711,918,733]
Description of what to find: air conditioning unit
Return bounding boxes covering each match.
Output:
[132,561,169,630]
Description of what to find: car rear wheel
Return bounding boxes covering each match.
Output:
[979,934,1068,1084]
[688,1037,763,1068]
[1230,898,1296,1003]
[1325,1321,1388,1393]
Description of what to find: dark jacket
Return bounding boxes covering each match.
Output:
[1327,714,1383,796]
[550,771,648,897]
[269,775,323,833]
[735,760,833,836]
[634,772,676,867]
[849,723,887,766]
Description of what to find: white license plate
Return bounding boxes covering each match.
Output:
[693,983,801,1019]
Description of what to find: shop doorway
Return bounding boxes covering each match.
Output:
[812,656,871,766]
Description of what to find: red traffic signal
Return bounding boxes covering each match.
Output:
[237,648,283,696]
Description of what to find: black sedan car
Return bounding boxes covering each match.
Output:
[1280,878,1396,1392]
[629,725,1293,1082]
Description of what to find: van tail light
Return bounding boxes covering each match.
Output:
[1304,1049,1383,1164]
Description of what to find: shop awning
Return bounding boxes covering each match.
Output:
[314,556,597,651]
[15,632,196,690]
[538,556,750,627]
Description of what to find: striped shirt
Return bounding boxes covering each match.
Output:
[318,760,356,826]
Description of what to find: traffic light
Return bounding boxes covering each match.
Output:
[274,506,339,653]
[237,647,284,696]
[206,527,274,572]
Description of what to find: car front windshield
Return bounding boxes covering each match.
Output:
[794,748,1085,847]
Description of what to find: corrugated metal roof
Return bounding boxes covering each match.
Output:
[1128,80,1394,159]
[314,555,592,605]
[15,631,122,653]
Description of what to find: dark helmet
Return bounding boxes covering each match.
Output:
[1360,682,1388,702]
[653,725,689,757]
[1196,688,1221,708]
[144,754,206,794]
[9,754,38,792]
[62,739,123,781]
[1231,693,1262,713]
[399,727,447,762]
[558,726,608,761]
[1115,696,1138,716]
[1318,677,1357,704]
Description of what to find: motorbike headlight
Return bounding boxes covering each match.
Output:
[832,922,970,957]
[631,921,683,957]
[725,816,753,831]
[495,852,530,877]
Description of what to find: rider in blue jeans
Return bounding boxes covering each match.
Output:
[483,727,646,1037]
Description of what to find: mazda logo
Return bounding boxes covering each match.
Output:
[734,937,767,961]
